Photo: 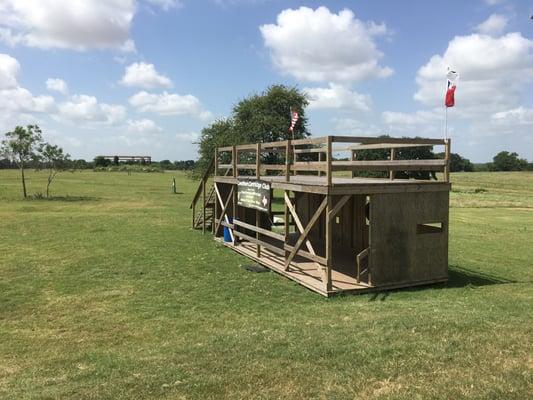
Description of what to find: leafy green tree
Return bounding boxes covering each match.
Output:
[0,125,44,198]
[196,85,309,174]
[94,156,111,167]
[354,135,437,180]
[38,143,71,197]
[490,151,527,171]
[436,152,474,172]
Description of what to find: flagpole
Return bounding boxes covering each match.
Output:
[444,106,448,140]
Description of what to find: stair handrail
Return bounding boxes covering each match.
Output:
[190,156,215,209]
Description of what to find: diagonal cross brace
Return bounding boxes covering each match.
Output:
[284,196,328,269]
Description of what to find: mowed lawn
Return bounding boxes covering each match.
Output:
[0,169,532,399]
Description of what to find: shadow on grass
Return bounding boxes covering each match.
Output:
[446,265,514,288]
[28,195,101,202]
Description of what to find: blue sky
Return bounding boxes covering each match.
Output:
[0,0,532,162]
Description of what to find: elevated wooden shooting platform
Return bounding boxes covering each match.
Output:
[191,136,451,297]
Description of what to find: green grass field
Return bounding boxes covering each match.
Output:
[1,169,532,399]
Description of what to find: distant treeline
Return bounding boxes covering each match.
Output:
[0,157,197,171]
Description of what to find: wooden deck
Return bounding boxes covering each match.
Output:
[223,237,448,297]
[215,175,451,194]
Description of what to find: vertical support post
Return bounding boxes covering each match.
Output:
[444,139,451,182]
[232,145,237,178]
[327,136,333,187]
[202,179,206,234]
[285,140,291,182]
[214,148,218,177]
[284,190,290,264]
[324,194,333,292]
[318,151,323,177]
[389,148,395,181]
[351,149,356,178]
[213,184,217,235]
[256,143,261,257]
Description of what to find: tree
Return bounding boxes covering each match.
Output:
[436,152,474,172]
[39,143,71,197]
[491,151,528,171]
[0,125,43,198]
[94,156,111,167]
[354,135,437,180]
[196,85,309,173]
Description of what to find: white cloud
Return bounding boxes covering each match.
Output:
[491,106,533,126]
[381,109,442,134]
[126,118,162,133]
[0,53,56,123]
[175,132,199,142]
[46,78,68,95]
[145,0,182,10]
[120,62,173,89]
[475,14,508,36]
[129,91,212,120]
[0,53,19,89]
[414,32,533,113]
[260,6,392,83]
[305,83,371,111]
[0,0,136,51]
[57,95,126,125]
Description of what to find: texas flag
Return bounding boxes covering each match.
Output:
[445,69,459,107]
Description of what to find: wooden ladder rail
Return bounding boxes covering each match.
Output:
[190,156,215,230]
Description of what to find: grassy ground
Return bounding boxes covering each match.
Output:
[0,169,531,399]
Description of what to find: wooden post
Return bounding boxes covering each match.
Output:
[324,194,333,292]
[232,145,238,245]
[318,152,323,177]
[284,190,290,265]
[285,140,291,182]
[389,148,395,180]
[202,180,206,234]
[214,148,218,177]
[213,186,217,235]
[444,139,451,182]
[232,145,237,178]
[327,136,333,187]
[256,143,261,257]
[350,149,356,178]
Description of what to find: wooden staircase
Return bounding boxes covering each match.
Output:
[190,157,215,233]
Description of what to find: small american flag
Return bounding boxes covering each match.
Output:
[289,109,299,132]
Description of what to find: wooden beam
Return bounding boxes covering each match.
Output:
[324,195,333,291]
[331,159,446,172]
[202,180,206,234]
[327,136,332,187]
[232,145,237,178]
[390,148,395,180]
[328,195,351,220]
[284,192,317,256]
[331,136,446,145]
[285,139,291,182]
[348,142,436,151]
[284,190,290,263]
[256,142,261,257]
[214,183,234,242]
[284,197,328,269]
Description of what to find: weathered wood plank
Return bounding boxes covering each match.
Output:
[284,197,328,268]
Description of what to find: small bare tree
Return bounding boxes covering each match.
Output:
[39,143,71,198]
[1,125,43,198]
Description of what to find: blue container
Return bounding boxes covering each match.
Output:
[223,217,233,242]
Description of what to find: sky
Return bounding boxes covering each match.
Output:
[0,0,532,163]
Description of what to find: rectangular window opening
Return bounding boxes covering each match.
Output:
[417,222,443,234]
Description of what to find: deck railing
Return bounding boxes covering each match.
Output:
[215,136,451,184]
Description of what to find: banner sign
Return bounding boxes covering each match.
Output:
[237,179,271,212]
